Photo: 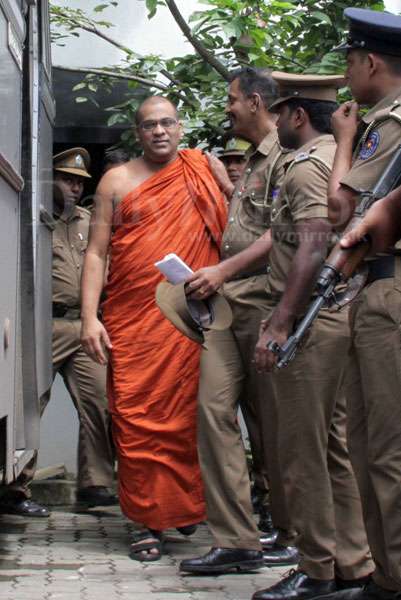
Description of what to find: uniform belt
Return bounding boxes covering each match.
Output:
[228,267,268,282]
[52,303,81,319]
[367,255,395,284]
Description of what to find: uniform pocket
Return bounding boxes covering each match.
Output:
[52,242,64,258]
[238,194,270,233]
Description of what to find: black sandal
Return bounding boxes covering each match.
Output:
[176,524,198,536]
[129,529,164,562]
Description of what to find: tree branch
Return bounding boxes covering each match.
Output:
[164,0,231,81]
[54,65,166,90]
[53,65,196,107]
[54,9,180,88]
[55,65,224,136]
[269,51,305,70]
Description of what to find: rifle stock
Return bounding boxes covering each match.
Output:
[325,217,371,281]
[268,143,401,369]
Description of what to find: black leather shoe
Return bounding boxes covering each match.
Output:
[263,543,299,567]
[0,498,50,518]
[260,529,279,548]
[330,575,373,600]
[339,580,401,599]
[77,486,118,508]
[180,547,264,574]
[252,570,336,600]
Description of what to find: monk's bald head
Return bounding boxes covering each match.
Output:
[134,95,182,164]
[135,96,178,126]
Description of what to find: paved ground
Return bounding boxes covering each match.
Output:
[0,506,286,600]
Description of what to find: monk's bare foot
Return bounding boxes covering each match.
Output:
[129,529,163,562]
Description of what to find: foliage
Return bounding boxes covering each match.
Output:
[50,0,385,151]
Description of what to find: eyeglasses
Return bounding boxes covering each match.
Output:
[139,118,179,131]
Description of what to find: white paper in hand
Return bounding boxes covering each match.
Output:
[155,253,194,284]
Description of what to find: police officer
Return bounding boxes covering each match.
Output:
[180,67,295,574]
[219,135,272,522]
[328,8,401,599]
[253,73,373,600]
[1,148,116,515]
[220,136,251,187]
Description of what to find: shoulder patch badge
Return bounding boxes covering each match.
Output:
[359,130,380,160]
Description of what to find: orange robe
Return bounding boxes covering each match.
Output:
[102,149,227,530]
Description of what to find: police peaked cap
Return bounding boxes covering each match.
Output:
[334,8,401,57]
[53,147,91,179]
[269,72,344,111]
[220,137,251,158]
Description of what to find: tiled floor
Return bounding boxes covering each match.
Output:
[0,506,286,600]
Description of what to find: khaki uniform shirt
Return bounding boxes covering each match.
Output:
[52,205,90,307]
[221,131,284,264]
[267,134,336,297]
[341,85,401,193]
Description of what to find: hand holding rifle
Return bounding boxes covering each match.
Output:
[267,144,401,369]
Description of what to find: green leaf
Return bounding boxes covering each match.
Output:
[75,97,88,103]
[72,82,86,91]
[310,11,332,25]
[94,4,108,13]
[107,113,123,126]
[145,0,158,19]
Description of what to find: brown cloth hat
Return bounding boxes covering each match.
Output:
[269,72,345,111]
[156,281,233,346]
[53,147,91,179]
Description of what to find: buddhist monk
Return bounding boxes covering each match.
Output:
[80,97,227,561]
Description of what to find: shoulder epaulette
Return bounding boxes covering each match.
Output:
[77,205,91,217]
[287,146,332,173]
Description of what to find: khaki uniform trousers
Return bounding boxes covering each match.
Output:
[9,318,114,496]
[240,384,269,508]
[270,304,373,580]
[198,275,292,551]
[346,275,401,592]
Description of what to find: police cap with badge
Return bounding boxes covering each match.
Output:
[156,281,232,347]
[53,147,92,179]
[220,137,251,161]
[269,72,345,111]
[334,8,401,57]
[268,72,344,178]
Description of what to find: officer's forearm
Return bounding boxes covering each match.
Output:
[81,251,107,320]
[270,239,328,334]
[328,140,355,227]
[219,230,272,281]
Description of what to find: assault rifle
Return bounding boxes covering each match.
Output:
[268,143,401,369]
